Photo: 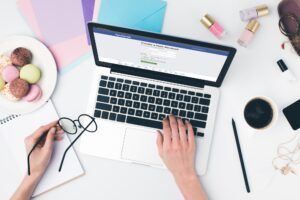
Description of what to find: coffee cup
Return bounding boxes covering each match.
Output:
[243,96,278,130]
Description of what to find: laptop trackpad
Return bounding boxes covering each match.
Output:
[121,128,163,166]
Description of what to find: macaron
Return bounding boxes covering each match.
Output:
[1,83,20,101]
[1,65,20,82]
[11,47,32,67]
[23,84,42,102]
[0,54,12,75]
[20,64,41,84]
[10,78,30,98]
[0,77,5,91]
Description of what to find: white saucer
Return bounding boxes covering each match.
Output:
[0,36,57,115]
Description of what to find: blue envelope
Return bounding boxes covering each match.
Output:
[98,0,167,33]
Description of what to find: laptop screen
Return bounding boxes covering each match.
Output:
[93,27,231,82]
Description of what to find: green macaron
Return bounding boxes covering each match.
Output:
[20,64,41,84]
[0,77,5,91]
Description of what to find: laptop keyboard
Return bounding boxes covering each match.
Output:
[94,75,211,137]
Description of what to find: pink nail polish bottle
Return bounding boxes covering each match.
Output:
[237,20,260,48]
[200,14,226,39]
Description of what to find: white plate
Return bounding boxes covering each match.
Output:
[0,36,57,115]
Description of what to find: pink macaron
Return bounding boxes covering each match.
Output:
[2,65,19,82]
[23,84,42,102]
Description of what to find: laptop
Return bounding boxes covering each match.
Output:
[80,23,236,175]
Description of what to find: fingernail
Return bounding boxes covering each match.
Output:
[49,127,56,134]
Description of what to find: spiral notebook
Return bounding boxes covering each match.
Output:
[0,101,84,197]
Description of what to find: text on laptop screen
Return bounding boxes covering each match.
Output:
[94,28,230,82]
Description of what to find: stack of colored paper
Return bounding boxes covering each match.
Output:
[17,0,95,73]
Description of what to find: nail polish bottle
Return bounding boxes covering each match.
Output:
[237,20,260,48]
[240,4,269,21]
[200,14,226,39]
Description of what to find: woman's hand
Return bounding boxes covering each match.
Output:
[156,115,207,200]
[24,121,64,178]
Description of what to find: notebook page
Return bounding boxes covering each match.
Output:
[0,101,84,197]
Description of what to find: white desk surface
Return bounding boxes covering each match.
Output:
[1,0,300,199]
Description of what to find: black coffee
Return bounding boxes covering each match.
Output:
[244,98,274,129]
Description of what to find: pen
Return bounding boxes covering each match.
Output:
[232,118,251,193]
[27,131,48,175]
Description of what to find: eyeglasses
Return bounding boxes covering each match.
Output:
[27,114,97,175]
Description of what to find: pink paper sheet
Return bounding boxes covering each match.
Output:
[17,0,90,70]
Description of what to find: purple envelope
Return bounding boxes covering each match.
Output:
[81,0,95,44]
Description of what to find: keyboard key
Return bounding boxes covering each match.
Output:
[141,103,148,110]
[184,95,191,102]
[202,106,209,113]
[143,111,150,118]
[156,85,163,89]
[188,91,195,95]
[136,110,143,116]
[133,94,139,100]
[117,114,126,122]
[110,97,117,104]
[194,105,201,112]
[94,110,101,118]
[172,88,179,92]
[133,102,140,108]
[149,104,155,111]
[130,86,137,92]
[187,111,194,118]
[101,111,109,119]
[99,80,107,87]
[179,102,186,109]
[148,97,155,103]
[190,120,206,128]
[125,100,133,107]
[140,82,147,87]
[171,109,179,116]
[195,113,207,121]
[145,88,153,95]
[117,91,124,98]
[149,84,155,88]
[164,87,171,91]
[158,114,166,120]
[127,116,162,129]
[153,90,160,97]
[164,107,171,114]
[192,97,199,104]
[179,110,186,117]
[125,80,132,84]
[120,107,127,114]
[171,101,178,108]
[118,99,125,106]
[138,87,145,94]
[115,83,122,90]
[151,113,158,119]
[140,95,147,102]
[125,92,132,99]
[180,90,187,94]
[109,113,117,120]
[101,75,108,80]
[155,98,163,105]
[117,78,124,83]
[128,108,135,115]
[163,99,170,106]
[110,90,117,97]
[113,105,120,112]
[161,91,168,98]
[107,82,114,88]
[204,94,211,98]
[97,95,109,103]
[109,77,116,81]
[156,106,163,112]
[122,84,130,91]
[176,94,183,101]
[168,93,175,99]
[196,92,203,97]
[133,81,139,85]
[200,98,210,106]
[96,103,112,111]
[186,104,193,110]
[98,88,109,95]
[197,132,204,137]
